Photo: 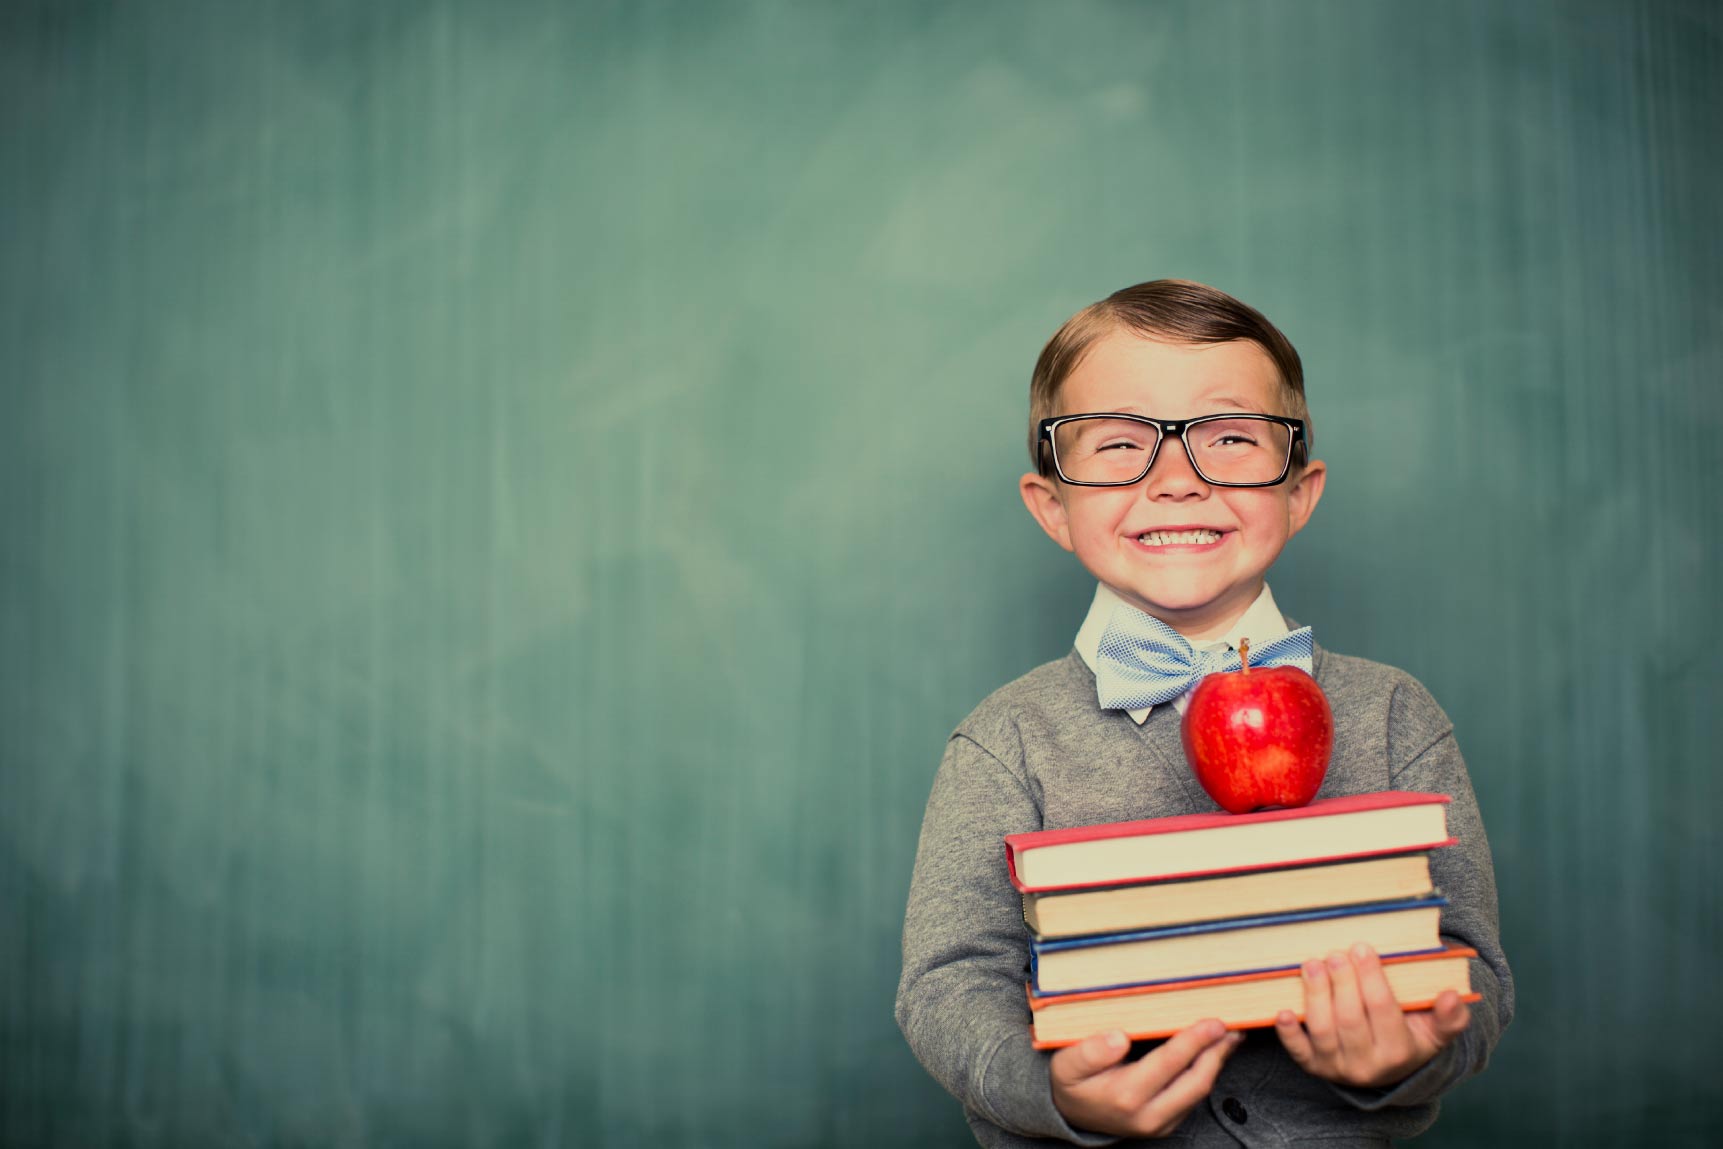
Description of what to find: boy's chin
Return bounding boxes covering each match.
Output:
[1108,582,1260,632]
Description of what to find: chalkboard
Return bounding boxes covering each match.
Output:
[3,1,1720,1145]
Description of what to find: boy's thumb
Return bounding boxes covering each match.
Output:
[1056,1030,1129,1080]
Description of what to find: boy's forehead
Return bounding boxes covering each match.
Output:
[1058,332,1285,416]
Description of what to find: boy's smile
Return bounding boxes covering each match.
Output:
[1020,331,1327,639]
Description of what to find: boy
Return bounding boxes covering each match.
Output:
[895,281,1512,1147]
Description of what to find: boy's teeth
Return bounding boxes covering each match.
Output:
[1139,530,1222,546]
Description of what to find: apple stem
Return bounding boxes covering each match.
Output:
[1238,637,1251,673]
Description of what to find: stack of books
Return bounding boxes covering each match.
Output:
[1005,792,1481,1048]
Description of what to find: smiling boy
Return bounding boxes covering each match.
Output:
[896,281,1512,1147]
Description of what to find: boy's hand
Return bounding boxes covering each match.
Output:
[1050,1020,1243,1138]
[1274,944,1471,1089]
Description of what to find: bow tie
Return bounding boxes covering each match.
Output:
[1093,606,1315,711]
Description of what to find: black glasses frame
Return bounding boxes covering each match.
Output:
[1036,412,1309,487]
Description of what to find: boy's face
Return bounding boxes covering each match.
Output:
[1019,330,1327,639]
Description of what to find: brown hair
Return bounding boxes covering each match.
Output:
[1028,279,1309,472]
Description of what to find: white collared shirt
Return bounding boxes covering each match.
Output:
[1072,582,1292,724]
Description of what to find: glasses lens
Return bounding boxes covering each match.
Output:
[1052,417,1159,483]
[1187,418,1292,484]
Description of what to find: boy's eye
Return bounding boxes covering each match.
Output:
[1062,419,1156,456]
[1197,420,1267,450]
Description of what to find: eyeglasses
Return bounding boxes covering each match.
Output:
[1037,412,1308,487]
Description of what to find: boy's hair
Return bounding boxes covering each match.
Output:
[1028,279,1310,473]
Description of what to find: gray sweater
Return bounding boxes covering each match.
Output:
[896,643,1513,1148]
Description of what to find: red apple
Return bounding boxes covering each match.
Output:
[1180,638,1334,814]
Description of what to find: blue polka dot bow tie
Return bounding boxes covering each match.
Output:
[1093,606,1315,711]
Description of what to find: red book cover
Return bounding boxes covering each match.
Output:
[1005,791,1454,893]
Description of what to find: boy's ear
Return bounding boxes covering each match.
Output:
[1020,471,1076,553]
[1285,457,1328,537]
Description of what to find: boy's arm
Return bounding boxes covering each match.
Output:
[1327,677,1515,1110]
[895,732,1121,1146]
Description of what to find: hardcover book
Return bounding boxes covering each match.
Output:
[1022,853,1435,939]
[1005,791,1454,894]
[1029,895,1448,996]
[1029,945,1480,1048]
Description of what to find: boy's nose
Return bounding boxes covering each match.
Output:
[1141,434,1209,498]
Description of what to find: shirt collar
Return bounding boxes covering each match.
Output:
[1073,582,1291,724]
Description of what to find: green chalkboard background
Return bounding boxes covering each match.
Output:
[3,1,1720,1145]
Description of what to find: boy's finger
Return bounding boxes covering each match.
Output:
[1051,1029,1130,1084]
[1324,950,1371,1057]
[1301,960,1339,1057]
[1134,1032,1242,1135]
[1118,1020,1227,1105]
[1404,993,1471,1056]
[1274,1009,1316,1071]
[1351,945,1405,1044]
[1429,990,1472,1043]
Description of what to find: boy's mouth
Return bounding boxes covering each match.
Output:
[1134,528,1225,548]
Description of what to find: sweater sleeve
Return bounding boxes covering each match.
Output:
[895,732,1120,1146]
[1329,676,1516,1111]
